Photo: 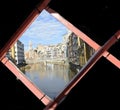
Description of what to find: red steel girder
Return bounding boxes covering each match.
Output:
[0,1,119,109]
[44,30,120,110]
[47,7,120,69]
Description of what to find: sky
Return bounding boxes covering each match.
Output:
[19,9,69,50]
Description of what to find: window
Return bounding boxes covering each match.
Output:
[0,0,119,109]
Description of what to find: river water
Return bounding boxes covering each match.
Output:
[23,63,77,99]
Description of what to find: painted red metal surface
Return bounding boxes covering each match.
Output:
[0,0,51,61]
[44,30,120,110]
[1,57,52,105]
[0,0,52,106]
[0,1,119,110]
[47,8,120,69]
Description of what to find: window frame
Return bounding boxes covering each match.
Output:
[0,0,120,109]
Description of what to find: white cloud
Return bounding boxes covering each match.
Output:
[20,9,69,46]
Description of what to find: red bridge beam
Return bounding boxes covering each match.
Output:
[47,7,120,69]
[44,30,120,110]
[0,0,51,61]
[1,57,52,105]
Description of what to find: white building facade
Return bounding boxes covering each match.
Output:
[14,40,25,64]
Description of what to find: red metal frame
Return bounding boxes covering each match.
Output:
[0,0,53,106]
[43,30,120,109]
[0,0,51,61]
[47,7,120,69]
[0,1,120,109]
[1,57,52,105]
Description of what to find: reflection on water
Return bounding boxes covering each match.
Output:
[24,63,76,99]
